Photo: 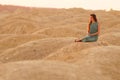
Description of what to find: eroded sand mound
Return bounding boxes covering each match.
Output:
[0,16,40,34]
[0,34,47,53]
[99,32,120,46]
[0,46,120,80]
[33,26,86,37]
[0,61,79,80]
[0,38,75,63]
[75,46,120,80]
[45,42,101,62]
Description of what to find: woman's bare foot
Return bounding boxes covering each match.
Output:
[75,39,82,42]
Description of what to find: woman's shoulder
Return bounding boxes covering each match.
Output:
[97,22,100,26]
[95,22,100,26]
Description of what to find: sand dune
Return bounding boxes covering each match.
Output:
[0,61,79,80]
[0,38,75,63]
[0,5,120,80]
[45,42,102,62]
[75,46,120,80]
[0,46,120,80]
[0,34,47,53]
[99,32,120,46]
[33,26,86,37]
[0,16,40,34]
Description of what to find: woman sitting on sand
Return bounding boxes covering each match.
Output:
[75,14,100,42]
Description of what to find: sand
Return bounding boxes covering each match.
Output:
[0,5,120,80]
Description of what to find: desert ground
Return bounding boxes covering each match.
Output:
[0,5,120,80]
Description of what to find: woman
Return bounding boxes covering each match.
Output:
[75,14,100,42]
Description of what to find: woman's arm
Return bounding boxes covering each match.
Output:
[87,24,90,33]
[89,24,100,36]
[89,32,99,36]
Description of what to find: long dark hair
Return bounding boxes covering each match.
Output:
[89,14,98,25]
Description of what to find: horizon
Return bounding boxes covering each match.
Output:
[0,0,120,11]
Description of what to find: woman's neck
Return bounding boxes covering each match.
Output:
[92,21,96,23]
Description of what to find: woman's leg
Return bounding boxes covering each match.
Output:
[75,36,98,42]
[75,36,88,42]
[82,36,98,42]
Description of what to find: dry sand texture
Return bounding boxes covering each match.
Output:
[0,5,120,80]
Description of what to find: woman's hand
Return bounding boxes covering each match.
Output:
[88,32,99,36]
[88,33,92,36]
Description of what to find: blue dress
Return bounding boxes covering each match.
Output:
[81,22,98,42]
